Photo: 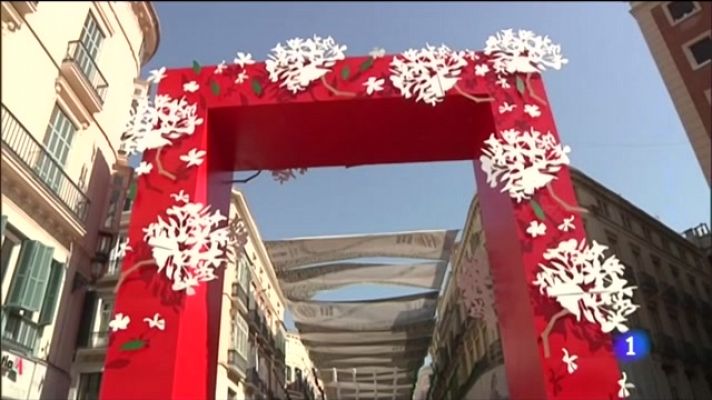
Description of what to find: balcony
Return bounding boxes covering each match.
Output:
[231,282,249,312]
[1,105,89,232]
[638,272,658,294]
[80,331,109,349]
[1,2,38,32]
[660,283,679,305]
[226,349,248,383]
[652,333,675,358]
[1,312,39,354]
[680,292,696,310]
[60,41,108,115]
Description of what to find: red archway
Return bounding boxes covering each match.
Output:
[100,34,632,399]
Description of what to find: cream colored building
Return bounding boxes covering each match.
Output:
[68,188,292,399]
[0,2,158,399]
[285,331,325,400]
[427,167,712,399]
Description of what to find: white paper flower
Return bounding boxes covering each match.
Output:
[135,161,153,176]
[147,67,167,84]
[479,128,571,202]
[461,49,479,61]
[170,190,189,203]
[495,76,510,89]
[363,77,385,95]
[233,52,255,68]
[618,372,635,398]
[533,239,639,334]
[369,47,386,59]
[214,60,227,74]
[143,313,166,331]
[524,104,541,118]
[498,102,516,114]
[116,237,132,259]
[526,221,547,238]
[561,348,578,374]
[179,148,206,168]
[183,81,199,93]
[265,36,347,93]
[235,71,248,84]
[120,94,204,156]
[142,194,233,295]
[558,215,575,232]
[475,64,490,77]
[389,44,467,106]
[109,313,130,332]
[484,29,568,75]
[457,256,496,326]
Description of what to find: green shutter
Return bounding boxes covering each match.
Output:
[7,241,54,312]
[38,261,64,325]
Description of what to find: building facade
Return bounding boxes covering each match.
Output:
[630,1,711,185]
[67,188,292,399]
[0,2,158,399]
[285,331,325,400]
[428,168,712,399]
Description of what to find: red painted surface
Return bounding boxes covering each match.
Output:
[100,52,622,399]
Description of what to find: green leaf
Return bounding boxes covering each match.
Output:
[359,57,374,72]
[516,76,525,95]
[192,60,201,75]
[341,66,351,80]
[210,80,220,96]
[250,79,263,96]
[530,199,546,221]
[127,181,137,201]
[121,339,146,351]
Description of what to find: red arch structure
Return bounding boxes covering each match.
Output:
[100,34,632,399]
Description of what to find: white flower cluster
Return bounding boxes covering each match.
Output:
[142,192,232,295]
[484,29,568,74]
[265,35,347,93]
[121,94,204,156]
[389,45,467,106]
[533,239,639,334]
[480,128,570,202]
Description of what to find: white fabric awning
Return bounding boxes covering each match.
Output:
[279,261,447,300]
[289,292,438,331]
[265,229,459,271]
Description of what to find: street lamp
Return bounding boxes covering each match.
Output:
[72,231,113,292]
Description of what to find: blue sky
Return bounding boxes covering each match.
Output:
[142,2,710,327]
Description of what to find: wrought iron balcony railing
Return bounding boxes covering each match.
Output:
[1,312,39,354]
[64,40,108,102]
[227,349,248,372]
[1,105,89,222]
[638,272,658,294]
[80,331,109,349]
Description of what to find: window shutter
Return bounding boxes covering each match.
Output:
[7,241,54,312]
[38,261,64,325]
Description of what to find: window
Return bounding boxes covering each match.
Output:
[685,33,712,69]
[36,106,76,192]
[108,234,127,276]
[605,232,619,255]
[77,13,105,82]
[38,260,64,325]
[1,223,22,285]
[227,389,237,400]
[620,212,632,230]
[595,198,610,218]
[77,372,102,400]
[651,255,662,271]
[286,366,293,382]
[630,244,642,269]
[664,2,701,24]
[233,316,249,358]
[6,241,54,312]
[1,310,40,353]
[669,264,679,280]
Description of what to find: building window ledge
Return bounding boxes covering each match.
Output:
[1,2,38,33]
[58,41,109,117]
